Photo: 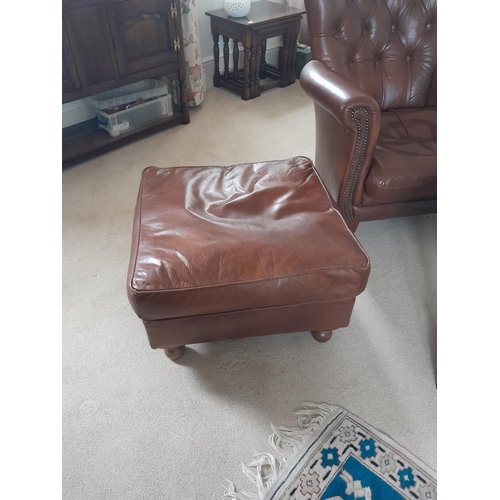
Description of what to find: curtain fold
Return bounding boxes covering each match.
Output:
[181,0,205,107]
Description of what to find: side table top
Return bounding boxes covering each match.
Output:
[205,0,306,25]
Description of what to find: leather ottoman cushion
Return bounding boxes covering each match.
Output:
[127,156,370,321]
[364,108,437,203]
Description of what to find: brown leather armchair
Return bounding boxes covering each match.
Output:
[300,0,437,231]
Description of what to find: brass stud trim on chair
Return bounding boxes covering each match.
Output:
[340,108,369,223]
[349,108,369,221]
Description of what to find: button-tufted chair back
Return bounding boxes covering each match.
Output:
[305,0,437,111]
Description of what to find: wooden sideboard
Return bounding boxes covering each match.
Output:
[62,0,190,166]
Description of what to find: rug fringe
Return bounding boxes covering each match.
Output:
[222,452,283,500]
[222,479,260,500]
[269,402,336,461]
[222,403,336,499]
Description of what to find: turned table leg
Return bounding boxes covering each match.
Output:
[233,40,240,81]
[311,330,333,343]
[242,41,251,100]
[164,345,186,360]
[280,34,290,87]
[213,34,221,87]
[223,36,230,79]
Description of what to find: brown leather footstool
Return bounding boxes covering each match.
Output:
[126,157,370,360]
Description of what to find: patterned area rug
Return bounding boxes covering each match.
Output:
[223,404,436,500]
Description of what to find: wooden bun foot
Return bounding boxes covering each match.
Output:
[311,330,333,343]
[164,345,186,360]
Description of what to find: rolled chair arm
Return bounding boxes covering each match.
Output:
[300,60,381,224]
[300,60,380,129]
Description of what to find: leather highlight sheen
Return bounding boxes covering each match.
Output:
[127,157,370,321]
[301,0,437,224]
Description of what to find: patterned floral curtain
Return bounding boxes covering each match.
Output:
[180,0,205,107]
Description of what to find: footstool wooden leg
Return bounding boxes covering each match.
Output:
[311,330,332,343]
[164,345,186,360]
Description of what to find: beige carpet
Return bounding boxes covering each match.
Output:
[62,82,436,499]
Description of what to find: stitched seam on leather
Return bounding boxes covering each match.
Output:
[130,177,145,290]
[131,265,370,294]
[131,159,370,292]
[143,297,357,324]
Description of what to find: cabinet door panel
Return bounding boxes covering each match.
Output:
[64,3,116,88]
[107,0,178,77]
[62,20,81,94]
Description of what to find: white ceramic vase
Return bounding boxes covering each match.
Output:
[223,0,251,18]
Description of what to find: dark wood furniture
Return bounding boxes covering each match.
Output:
[62,0,190,166]
[205,1,306,100]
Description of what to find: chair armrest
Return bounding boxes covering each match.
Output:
[300,60,380,129]
[300,60,381,223]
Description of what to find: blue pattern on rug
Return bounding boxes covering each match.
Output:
[263,406,437,499]
[320,456,404,500]
[222,405,436,500]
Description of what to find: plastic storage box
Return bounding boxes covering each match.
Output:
[295,44,311,79]
[87,79,170,110]
[96,94,173,137]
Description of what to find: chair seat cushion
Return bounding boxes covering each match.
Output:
[364,108,437,203]
[127,157,370,321]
